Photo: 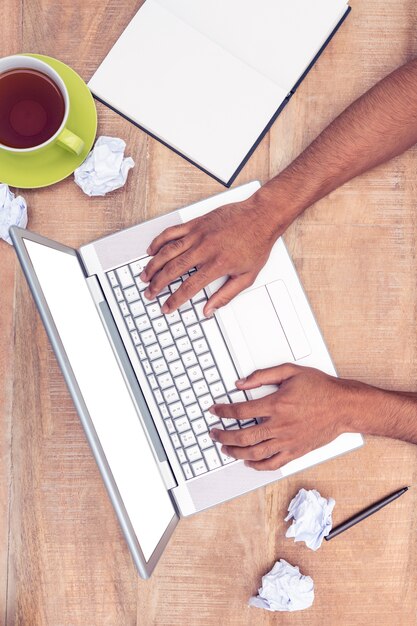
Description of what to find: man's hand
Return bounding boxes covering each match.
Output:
[208,363,368,471]
[140,196,284,315]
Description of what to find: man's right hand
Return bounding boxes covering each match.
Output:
[141,194,285,315]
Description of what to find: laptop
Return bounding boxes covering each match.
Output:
[11,181,363,578]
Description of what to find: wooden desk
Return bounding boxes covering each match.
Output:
[1,1,416,624]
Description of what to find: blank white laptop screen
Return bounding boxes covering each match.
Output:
[88,0,350,185]
[24,239,176,562]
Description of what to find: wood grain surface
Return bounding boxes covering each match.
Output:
[1,1,417,624]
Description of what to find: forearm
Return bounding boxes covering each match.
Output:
[256,57,417,233]
[346,382,417,445]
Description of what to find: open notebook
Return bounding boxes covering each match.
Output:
[89,0,350,186]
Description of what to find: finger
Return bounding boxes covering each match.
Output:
[245,450,295,471]
[146,224,190,257]
[204,273,255,317]
[142,235,194,283]
[236,363,299,390]
[221,438,282,462]
[209,422,271,447]
[161,266,216,313]
[145,250,201,299]
[210,397,272,421]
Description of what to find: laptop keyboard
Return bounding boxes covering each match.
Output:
[106,257,256,481]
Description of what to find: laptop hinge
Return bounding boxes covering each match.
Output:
[85,274,177,491]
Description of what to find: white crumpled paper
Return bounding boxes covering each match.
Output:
[285,488,335,550]
[0,183,28,245]
[74,136,134,196]
[249,559,314,612]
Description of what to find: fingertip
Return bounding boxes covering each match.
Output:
[236,377,247,387]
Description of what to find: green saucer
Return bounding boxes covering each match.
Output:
[0,54,97,189]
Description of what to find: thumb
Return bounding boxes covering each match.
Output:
[236,363,299,389]
[204,273,254,316]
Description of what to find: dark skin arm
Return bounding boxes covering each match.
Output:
[141,58,417,463]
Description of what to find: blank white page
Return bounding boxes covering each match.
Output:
[88,0,287,183]
[157,0,349,93]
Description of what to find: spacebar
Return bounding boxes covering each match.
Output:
[201,319,239,392]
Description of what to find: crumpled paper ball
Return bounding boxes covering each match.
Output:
[249,558,314,612]
[74,136,134,196]
[285,488,335,550]
[0,183,28,245]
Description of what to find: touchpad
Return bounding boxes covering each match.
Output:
[230,280,311,370]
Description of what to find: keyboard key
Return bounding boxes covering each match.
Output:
[160,403,169,418]
[129,260,144,276]
[174,416,190,433]
[142,359,152,375]
[135,277,148,292]
[198,352,214,369]
[193,379,209,397]
[136,344,146,360]
[197,433,213,450]
[119,301,129,316]
[148,374,158,389]
[158,293,170,308]
[192,459,207,476]
[205,367,220,384]
[181,430,196,447]
[182,463,193,480]
[114,287,123,302]
[153,317,168,334]
[179,300,193,312]
[147,343,163,360]
[166,310,181,324]
[186,403,202,420]
[164,387,179,404]
[107,270,118,287]
[175,374,191,392]
[216,441,235,464]
[125,316,135,331]
[170,280,182,294]
[154,389,163,404]
[131,330,141,345]
[169,359,185,377]
[159,331,174,348]
[194,301,207,321]
[135,315,151,332]
[177,336,192,353]
[192,289,206,303]
[182,351,197,367]
[116,266,134,289]
[182,309,197,326]
[171,433,181,449]
[187,324,203,341]
[199,394,213,411]
[130,300,145,317]
[188,365,203,382]
[229,390,246,403]
[180,388,196,406]
[171,322,186,339]
[147,302,162,319]
[205,411,221,426]
[142,291,157,305]
[165,419,175,434]
[192,418,207,435]
[203,319,238,391]
[223,418,238,428]
[210,381,226,398]
[152,358,168,374]
[157,373,173,390]
[124,286,140,303]
[193,338,209,355]
[169,401,184,418]
[177,448,186,464]
[164,346,179,363]
[186,445,202,462]
[203,446,222,470]
[141,329,157,346]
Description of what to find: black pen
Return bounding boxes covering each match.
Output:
[325,486,410,542]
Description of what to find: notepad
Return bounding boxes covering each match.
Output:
[89,0,350,186]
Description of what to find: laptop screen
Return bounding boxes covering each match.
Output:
[23,238,176,562]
